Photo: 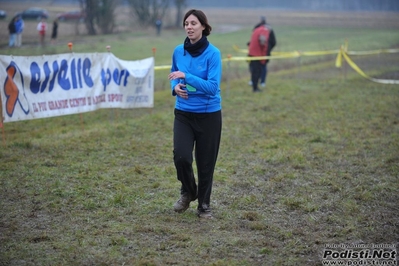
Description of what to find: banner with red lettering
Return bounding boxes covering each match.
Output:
[0,53,154,123]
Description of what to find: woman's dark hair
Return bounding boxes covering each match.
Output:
[183,9,212,36]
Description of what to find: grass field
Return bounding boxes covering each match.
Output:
[1,3,399,266]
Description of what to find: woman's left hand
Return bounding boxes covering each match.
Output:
[174,84,188,99]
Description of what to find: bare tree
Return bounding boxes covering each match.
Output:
[127,0,171,27]
[96,0,117,34]
[174,0,187,28]
[80,0,96,35]
[78,0,117,35]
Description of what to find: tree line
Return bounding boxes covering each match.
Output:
[75,0,399,35]
[186,0,399,11]
[77,0,187,35]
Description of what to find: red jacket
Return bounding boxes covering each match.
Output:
[37,22,47,35]
[248,25,271,64]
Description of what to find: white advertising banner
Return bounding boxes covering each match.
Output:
[0,53,154,123]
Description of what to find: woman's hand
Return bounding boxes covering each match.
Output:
[174,84,188,99]
[168,71,186,80]
[169,71,188,99]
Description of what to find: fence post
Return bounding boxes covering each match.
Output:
[68,42,85,131]
[0,93,6,148]
[106,45,117,122]
[296,51,301,80]
[226,54,231,98]
[344,40,348,80]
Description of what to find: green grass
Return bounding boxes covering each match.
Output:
[1,17,399,266]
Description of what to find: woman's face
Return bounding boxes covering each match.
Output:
[184,14,205,44]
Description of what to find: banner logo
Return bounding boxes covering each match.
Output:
[4,62,29,117]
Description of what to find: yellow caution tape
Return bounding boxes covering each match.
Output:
[301,50,340,56]
[339,48,399,84]
[154,65,171,70]
[222,53,299,62]
[232,44,298,57]
[233,44,340,57]
[157,44,399,85]
[233,44,399,58]
[347,48,399,56]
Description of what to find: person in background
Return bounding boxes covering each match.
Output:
[248,16,277,90]
[168,9,222,219]
[37,17,47,46]
[8,16,17,47]
[15,15,24,47]
[155,17,162,36]
[51,18,58,44]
